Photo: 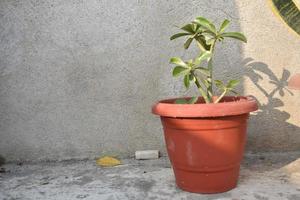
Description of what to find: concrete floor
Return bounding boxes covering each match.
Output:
[1,154,300,200]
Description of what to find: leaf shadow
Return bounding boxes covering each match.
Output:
[242,58,300,153]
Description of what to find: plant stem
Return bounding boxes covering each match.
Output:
[207,40,216,103]
[194,76,210,103]
[214,89,227,103]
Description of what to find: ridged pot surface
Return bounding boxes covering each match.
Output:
[152,96,258,193]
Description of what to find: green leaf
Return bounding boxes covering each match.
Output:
[175,98,188,104]
[170,32,191,40]
[181,24,195,33]
[221,32,247,43]
[184,37,193,49]
[207,38,215,45]
[226,79,240,89]
[215,80,224,88]
[186,59,193,65]
[195,35,210,51]
[195,51,211,64]
[202,32,215,40]
[192,23,198,32]
[172,66,190,77]
[187,97,198,104]
[170,57,187,67]
[219,19,230,33]
[184,74,190,89]
[195,37,210,51]
[195,25,205,33]
[193,17,216,34]
[189,74,196,82]
[201,78,210,87]
[217,36,224,42]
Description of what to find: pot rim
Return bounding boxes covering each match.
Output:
[152,96,258,118]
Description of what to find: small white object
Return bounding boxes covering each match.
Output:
[135,150,160,160]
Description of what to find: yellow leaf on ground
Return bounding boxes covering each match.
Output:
[96,156,121,167]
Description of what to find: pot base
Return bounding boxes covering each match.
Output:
[174,166,239,193]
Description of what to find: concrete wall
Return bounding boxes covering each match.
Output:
[0,0,300,162]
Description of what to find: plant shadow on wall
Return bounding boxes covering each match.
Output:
[243,58,300,152]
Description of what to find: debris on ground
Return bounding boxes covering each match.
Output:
[96,156,121,167]
[135,150,159,160]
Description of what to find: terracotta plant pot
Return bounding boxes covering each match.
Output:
[152,96,258,194]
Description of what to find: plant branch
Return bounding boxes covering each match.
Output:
[214,89,227,103]
[207,40,216,102]
[194,75,210,103]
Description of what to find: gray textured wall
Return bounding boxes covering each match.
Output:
[0,0,300,162]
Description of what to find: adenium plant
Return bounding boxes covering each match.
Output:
[170,16,247,104]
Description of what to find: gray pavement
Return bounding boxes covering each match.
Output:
[1,153,300,200]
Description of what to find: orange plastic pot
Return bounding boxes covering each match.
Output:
[152,96,258,193]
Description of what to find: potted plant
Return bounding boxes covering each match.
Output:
[152,16,258,193]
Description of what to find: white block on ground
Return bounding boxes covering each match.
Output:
[135,150,159,160]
